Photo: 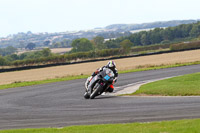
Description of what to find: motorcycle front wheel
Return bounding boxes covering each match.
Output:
[84,92,90,99]
[90,83,103,99]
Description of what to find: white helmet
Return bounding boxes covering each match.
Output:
[107,61,116,69]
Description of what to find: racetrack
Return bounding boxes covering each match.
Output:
[1,65,200,129]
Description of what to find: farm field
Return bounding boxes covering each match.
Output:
[50,48,72,54]
[17,48,71,55]
[1,49,200,85]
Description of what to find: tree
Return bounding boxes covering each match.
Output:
[19,53,27,60]
[51,42,62,48]
[105,40,120,48]
[6,46,17,55]
[0,46,17,56]
[10,54,19,61]
[128,33,142,46]
[190,23,200,37]
[71,38,94,52]
[141,33,150,45]
[120,39,133,53]
[26,43,36,50]
[91,36,106,50]
[0,56,7,65]
[149,28,163,44]
[42,48,52,57]
[61,39,71,47]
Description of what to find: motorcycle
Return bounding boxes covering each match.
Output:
[84,67,115,99]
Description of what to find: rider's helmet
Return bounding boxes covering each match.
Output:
[106,61,116,70]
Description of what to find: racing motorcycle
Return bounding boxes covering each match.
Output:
[84,67,115,99]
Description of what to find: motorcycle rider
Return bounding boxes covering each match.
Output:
[87,60,118,93]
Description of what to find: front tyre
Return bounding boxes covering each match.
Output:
[90,84,103,99]
[84,92,90,99]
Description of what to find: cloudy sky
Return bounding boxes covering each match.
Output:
[0,0,199,37]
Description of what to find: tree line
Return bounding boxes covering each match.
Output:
[69,21,200,53]
[126,22,200,46]
[105,21,200,48]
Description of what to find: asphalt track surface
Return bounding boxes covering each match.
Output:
[1,65,200,129]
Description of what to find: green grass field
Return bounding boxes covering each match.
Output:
[1,119,200,133]
[132,72,200,96]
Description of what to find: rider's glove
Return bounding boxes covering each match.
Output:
[92,70,100,77]
[92,72,96,77]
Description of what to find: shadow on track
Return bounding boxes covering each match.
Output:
[91,95,118,100]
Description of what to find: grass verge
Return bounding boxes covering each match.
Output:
[1,119,200,133]
[131,72,200,96]
[0,61,200,90]
[0,75,89,90]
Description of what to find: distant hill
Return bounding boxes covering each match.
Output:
[104,20,199,31]
[0,19,199,48]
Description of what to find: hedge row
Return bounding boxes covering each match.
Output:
[131,44,170,52]
[11,48,122,67]
[170,41,200,51]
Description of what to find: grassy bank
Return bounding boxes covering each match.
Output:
[1,61,200,90]
[132,72,200,96]
[1,119,200,133]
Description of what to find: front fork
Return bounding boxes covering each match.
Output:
[97,81,109,94]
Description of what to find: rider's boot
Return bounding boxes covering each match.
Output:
[105,84,114,93]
